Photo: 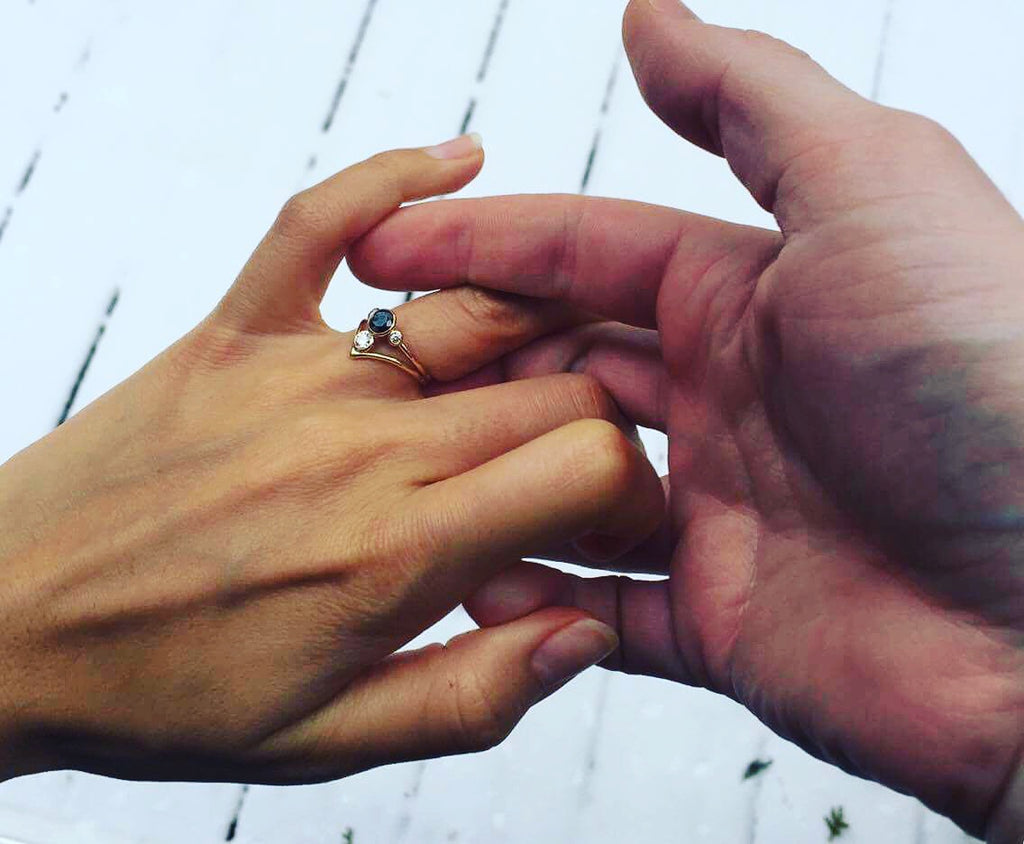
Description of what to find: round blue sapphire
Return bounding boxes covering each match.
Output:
[367,308,396,335]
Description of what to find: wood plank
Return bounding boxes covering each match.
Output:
[0,1,1018,841]
[0,0,125,461]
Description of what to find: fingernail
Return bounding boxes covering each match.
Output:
[531,620,618,694]
[424,132,484,160]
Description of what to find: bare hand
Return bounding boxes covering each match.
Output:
[0,138,663,785]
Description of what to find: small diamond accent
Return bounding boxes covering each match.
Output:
[353,330,374,351]
[388,330,403,346]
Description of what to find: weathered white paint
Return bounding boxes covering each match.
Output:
[1,0,1016,840]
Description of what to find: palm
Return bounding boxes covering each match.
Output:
[655,203,1024,805]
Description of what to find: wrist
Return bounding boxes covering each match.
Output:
[989,755,1024,844]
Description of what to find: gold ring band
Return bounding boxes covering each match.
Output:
[350,308,431,385]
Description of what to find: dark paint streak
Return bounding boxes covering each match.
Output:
[476,0,511,83]
[599,54,621,115]
[580,134,600,194]
[871,0,897,101]
[17,150,41,194]
[393,761,428,840]
[579,57,621,195]
[322,0,379,133]
[0,207,12,245]
[224,784,250,841]
[54,91,69,113]
[459,98,476,135]
[577,671,611,808]
[55,289,120,427]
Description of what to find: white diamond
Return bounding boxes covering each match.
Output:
[388,330,403,346]
[354,330,374,351]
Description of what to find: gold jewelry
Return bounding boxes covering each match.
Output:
[350,308,430,385]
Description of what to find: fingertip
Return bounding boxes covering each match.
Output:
[530,617,619,696]
[423,132,484,161]
[466,562,568,627]
[623,0,698,52]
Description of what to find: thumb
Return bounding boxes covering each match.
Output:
[256,609,618,780]
[217,134,484,334]
[622,0,883,228]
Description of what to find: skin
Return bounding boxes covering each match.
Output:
[348,1,1024,840]
[0,141,666,785]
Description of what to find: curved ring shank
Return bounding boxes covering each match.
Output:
[350,313,431,385]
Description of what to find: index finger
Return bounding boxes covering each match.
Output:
[348,194,778,329]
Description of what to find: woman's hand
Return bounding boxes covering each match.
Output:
[0,136,664,784]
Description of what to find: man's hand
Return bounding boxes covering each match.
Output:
[349,1,1024,839]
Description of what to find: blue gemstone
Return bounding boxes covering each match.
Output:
[368,308,396,335]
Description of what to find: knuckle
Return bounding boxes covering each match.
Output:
[572,418,637,492]
[451,286,532,336]
[274,191,327,240]
[358,152,406,200]
[447,662,519,752]
[561,373,619,423]
[887,110,959,152]
[279,411,377,481]
[736,28,810,62]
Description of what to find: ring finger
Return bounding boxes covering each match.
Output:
[341,286,593,397]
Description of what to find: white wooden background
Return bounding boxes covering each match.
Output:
[2,0,1022,841]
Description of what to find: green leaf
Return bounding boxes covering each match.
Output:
[742,758,773,780]
[825,806,850,841]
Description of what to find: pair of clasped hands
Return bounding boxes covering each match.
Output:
[2,2,1024,840]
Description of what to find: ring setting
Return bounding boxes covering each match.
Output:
[350,308,430,384]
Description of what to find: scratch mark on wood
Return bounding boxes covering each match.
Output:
[871,0,897,101]
[457,95,477,135]
[476,0,511,83]
[457,0,511,136]
[224,784,250,841]
[0,207,12,245]
[459,98,477,136]
[393,760,428,840]
[598,55,621,117]
[580,136,600,195]
[17,150,41,194]
[579,55,621,195]
[322,0,379,133]
[77,41,92,69]
[56,288,120,427]
[577,671,612,808]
